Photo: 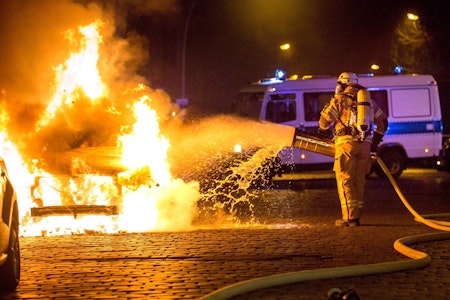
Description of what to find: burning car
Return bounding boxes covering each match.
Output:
[0,11,291,234]
[0,158,20,292]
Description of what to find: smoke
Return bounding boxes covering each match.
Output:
[0,0,294,176]
[0,0,181,174]
[111,0,180,29]
[0,1,105,155]
[0,1,102,106]
[0,0,303,233]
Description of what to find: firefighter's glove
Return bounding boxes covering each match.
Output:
[371,132,383,153]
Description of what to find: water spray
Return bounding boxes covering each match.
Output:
[200,129,450,300]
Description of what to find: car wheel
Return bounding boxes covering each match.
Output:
[0,211,20,292]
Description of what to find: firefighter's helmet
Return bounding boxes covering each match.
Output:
[337,72,358,84]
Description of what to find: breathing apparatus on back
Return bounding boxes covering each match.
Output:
[354,88,373,140]
[337,72,373,141]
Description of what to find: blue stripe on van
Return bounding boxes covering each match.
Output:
[302,120,442,136]
[385,120,442,135]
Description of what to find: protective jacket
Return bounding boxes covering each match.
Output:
[319,84,388,222]
[319,84,388,144]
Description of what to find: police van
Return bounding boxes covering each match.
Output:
[234,73,444,177]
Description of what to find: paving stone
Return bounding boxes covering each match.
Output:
[2,169,450,299]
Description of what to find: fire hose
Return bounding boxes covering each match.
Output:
[200,130,450,300]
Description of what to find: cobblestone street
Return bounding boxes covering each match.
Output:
[2,169,450,299]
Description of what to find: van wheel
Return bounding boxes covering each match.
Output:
[374,150,405,178]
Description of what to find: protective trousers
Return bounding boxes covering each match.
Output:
[333,139,371,221]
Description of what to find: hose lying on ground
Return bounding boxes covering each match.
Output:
[200,156,450,300]
[374,156,450,231]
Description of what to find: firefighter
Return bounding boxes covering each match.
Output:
[319,72,388,226]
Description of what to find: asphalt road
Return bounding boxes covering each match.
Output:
[2,168,450,299]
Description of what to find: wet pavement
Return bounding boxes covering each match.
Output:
[2,168,450,299]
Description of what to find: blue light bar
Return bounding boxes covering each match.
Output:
[275,69,286,80]
[394,65,404,74]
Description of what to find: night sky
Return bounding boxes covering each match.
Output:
[1,0,449,118]
[129,0,450,117]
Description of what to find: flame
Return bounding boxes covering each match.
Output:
[118,92,171,186]
[0,133,35,220]
[1,15,294,235]
[116,90,199,232]
[0,19,199,236]
[36,21,105,130]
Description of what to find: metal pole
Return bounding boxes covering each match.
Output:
[181,0,196,99]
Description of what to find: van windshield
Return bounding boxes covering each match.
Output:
[232,91,264,120]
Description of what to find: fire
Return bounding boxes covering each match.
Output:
[0,9,301,236]
[118,92,171,186]
[116,91,199,232]
[36,21,105,130]
[0,133,35,221]
[0,19,199,236]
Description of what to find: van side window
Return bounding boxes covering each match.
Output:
[233,91,264,120]
[303,92,334,121]
[369,90,389,117]
[391,88,431,118]
[266,93,296,123]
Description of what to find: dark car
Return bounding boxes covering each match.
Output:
[0,158,20,292]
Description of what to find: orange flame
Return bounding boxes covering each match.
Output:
[0,20,200,236]
[116,90,199,232]
[118,93,171,186]
[36,21,105,130]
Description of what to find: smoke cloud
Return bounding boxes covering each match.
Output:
[0,0,300,234]
[0,0,292,179]
[0,0,180,174]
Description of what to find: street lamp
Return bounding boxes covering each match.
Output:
[177,0,197,109]
[406,12,420,30]
[280,43,290,51]
[278,43,291,76]
[407,13,419,21]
